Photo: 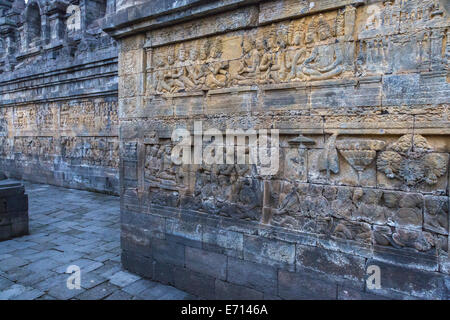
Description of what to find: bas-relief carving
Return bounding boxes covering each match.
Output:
[61,101,118,133]
[0,108,9,135]
[14,136,55,161]
[357,0,449,75]
[13,104,56,132]
[61,136,119,168]
[3,100,119,170]
[148,9,356,95]
[138,130,449,253]
[133,0,450,257]
[145,0,449,96]
[377,135,448,189]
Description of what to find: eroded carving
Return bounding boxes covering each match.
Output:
[377,135,448,187]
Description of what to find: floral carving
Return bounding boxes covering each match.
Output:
[377,135,448,186]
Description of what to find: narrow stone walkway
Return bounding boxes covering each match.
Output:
[0,182,193,300]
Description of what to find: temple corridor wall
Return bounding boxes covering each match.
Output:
[0,0,119,194]
[111,0,450,299]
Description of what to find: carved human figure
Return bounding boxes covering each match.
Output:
[185,43,206,90]
[299,15,344,80]
[270,28,290,82]
[258,29,278,84]
[205,39,229,89]
[154,55,171,93]
[286,23,307,80]
[275,182,302,216]
[166,48,185,93]
[174,45,197,91]
[233,35,260,85]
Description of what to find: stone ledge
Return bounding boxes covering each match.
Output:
[104,0,368,40]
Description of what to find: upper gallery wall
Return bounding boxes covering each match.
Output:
[0,0,119,194]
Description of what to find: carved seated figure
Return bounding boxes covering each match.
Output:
[175,45,197,91]
[205,39,229,89]
[166,49,185,93]
[154,55,171,93]
[233,36,260,85]
[286,25,307,81]
[299,16,344,81]
[185,44,206,90]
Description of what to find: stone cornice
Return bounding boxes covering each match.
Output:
[102,0,367,39]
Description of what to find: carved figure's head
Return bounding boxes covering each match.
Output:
[317,15,332,41]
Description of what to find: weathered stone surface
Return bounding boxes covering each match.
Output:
[0,0,119,194]
[185,246,227,280]
[365,259,447,300]
[78,0,450,300]
[227,257,278,295]
[215,279,264,300]
[173,266,216,299]
[296,245,366,282]
[0,179,28,241]
[243,235,295,270]
[278,270,337,300]
[152,238,185,268]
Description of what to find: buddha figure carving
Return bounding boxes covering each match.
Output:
[300,15,344,80]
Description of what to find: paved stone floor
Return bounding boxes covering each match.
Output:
[0,182,193,300]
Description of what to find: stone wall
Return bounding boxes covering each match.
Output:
[0,0,119,194]
[110,0,449,299]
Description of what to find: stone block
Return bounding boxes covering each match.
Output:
[365,259,446,300]
[295,245,367,282]
[215,279,264,300]
[243,235,295,270]
[152,260,176,286]
[278,270,337,300]
[166,218,202,248]
[202,225,244,258]
[185,246,227,280]
[227,257,277,295]
[121,211,165,240]
[121,250,153,279]
[261,85,309,111]
[121,225,152,258]
[0,180,28,241]
[152,238,185,267]
[173,266,216,299]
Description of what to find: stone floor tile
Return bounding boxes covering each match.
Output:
[104,290,135,300]
[108,270,141,287]
[11,288,45,300]
[0,284,28,300]
[75,282,120,300]
[122,278,159,296]
[0,182,189,300]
